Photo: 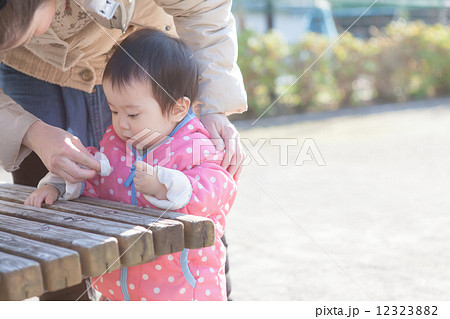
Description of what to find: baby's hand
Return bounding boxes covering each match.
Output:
[133,161,167,200]
[25,184,60,208]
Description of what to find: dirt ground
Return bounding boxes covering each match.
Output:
[2,97,450,300]
[227,97,450,300]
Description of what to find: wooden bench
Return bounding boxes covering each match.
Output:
[0,184,215,301]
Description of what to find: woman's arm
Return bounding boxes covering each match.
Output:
[154,0,247,178]
[154,0,247,116]
[0,90,40,172]
[23,121,101,183]
[0,89,101,182]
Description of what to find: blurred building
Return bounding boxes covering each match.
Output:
[232,0,338,43]
[232,0,450,41]
[330,0,450,38]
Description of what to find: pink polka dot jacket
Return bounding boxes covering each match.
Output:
[82,113,237,301]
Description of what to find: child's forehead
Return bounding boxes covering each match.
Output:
[107,99,145,109]
[123,104,142,109]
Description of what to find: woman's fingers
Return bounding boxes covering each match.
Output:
[226,140,246,178]
[51,157,97,183]
[23,121,100,183]
[69,137,102,172]
[199,113,244,179]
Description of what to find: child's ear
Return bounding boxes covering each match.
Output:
[170,97,190,122]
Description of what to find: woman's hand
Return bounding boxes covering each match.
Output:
[200,113,244,180]
[22,121,101,183]
[25,184,60,208]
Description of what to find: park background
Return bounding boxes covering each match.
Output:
[1,0,450,300]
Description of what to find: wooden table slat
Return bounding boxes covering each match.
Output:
[49,200,185,256]
[24,199,183,256]
[0,183,217,300]
[0,200,155,267]
[0,214,120,277]
[0,230,81,292]
[0,186,183,255]
[0,251,44,301]
[75,196,216,249]
[0,184,215,250]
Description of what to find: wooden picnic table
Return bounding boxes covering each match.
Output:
[0,183,215,301]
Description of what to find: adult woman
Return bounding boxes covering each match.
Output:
[0,0,246,184]
[0,0,246,300]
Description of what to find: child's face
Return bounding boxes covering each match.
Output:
[103,79,177,148]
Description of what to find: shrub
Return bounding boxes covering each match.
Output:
[287,33,338,112]
[237,30,290,117]
[332,32,378,106]
[236,21,450,119]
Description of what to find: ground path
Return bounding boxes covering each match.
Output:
[1,98,450,300]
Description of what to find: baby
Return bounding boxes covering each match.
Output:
[25,28,237,301]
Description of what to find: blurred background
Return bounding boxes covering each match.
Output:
[224,0,450,300]
[1,0,450,301]
[231,0,450,118]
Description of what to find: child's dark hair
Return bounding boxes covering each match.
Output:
[103,28,199,116]
[0,0,50,51]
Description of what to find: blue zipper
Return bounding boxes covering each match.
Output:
[119,107,195,300]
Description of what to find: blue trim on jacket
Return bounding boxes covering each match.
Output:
[119,107,196,300]
[181,249,197,289]
[120,268,131,301]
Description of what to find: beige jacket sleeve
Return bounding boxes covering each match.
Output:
[154,0,247,116]
[0,89,40,172]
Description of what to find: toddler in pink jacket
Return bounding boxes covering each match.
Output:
[25,28,238,301]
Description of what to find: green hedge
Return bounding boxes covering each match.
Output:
[237,21,450,118]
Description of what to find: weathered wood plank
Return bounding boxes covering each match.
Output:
[0,183,215,249]
[0,185,189,253]
[0,251,44,301]
[53,201,184,256]
[0,200,155,267]
[0,214,120,277]
[25,199,183,256]
[0,230,81,292]
[0,185,185,254]
[75,197,216,249]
